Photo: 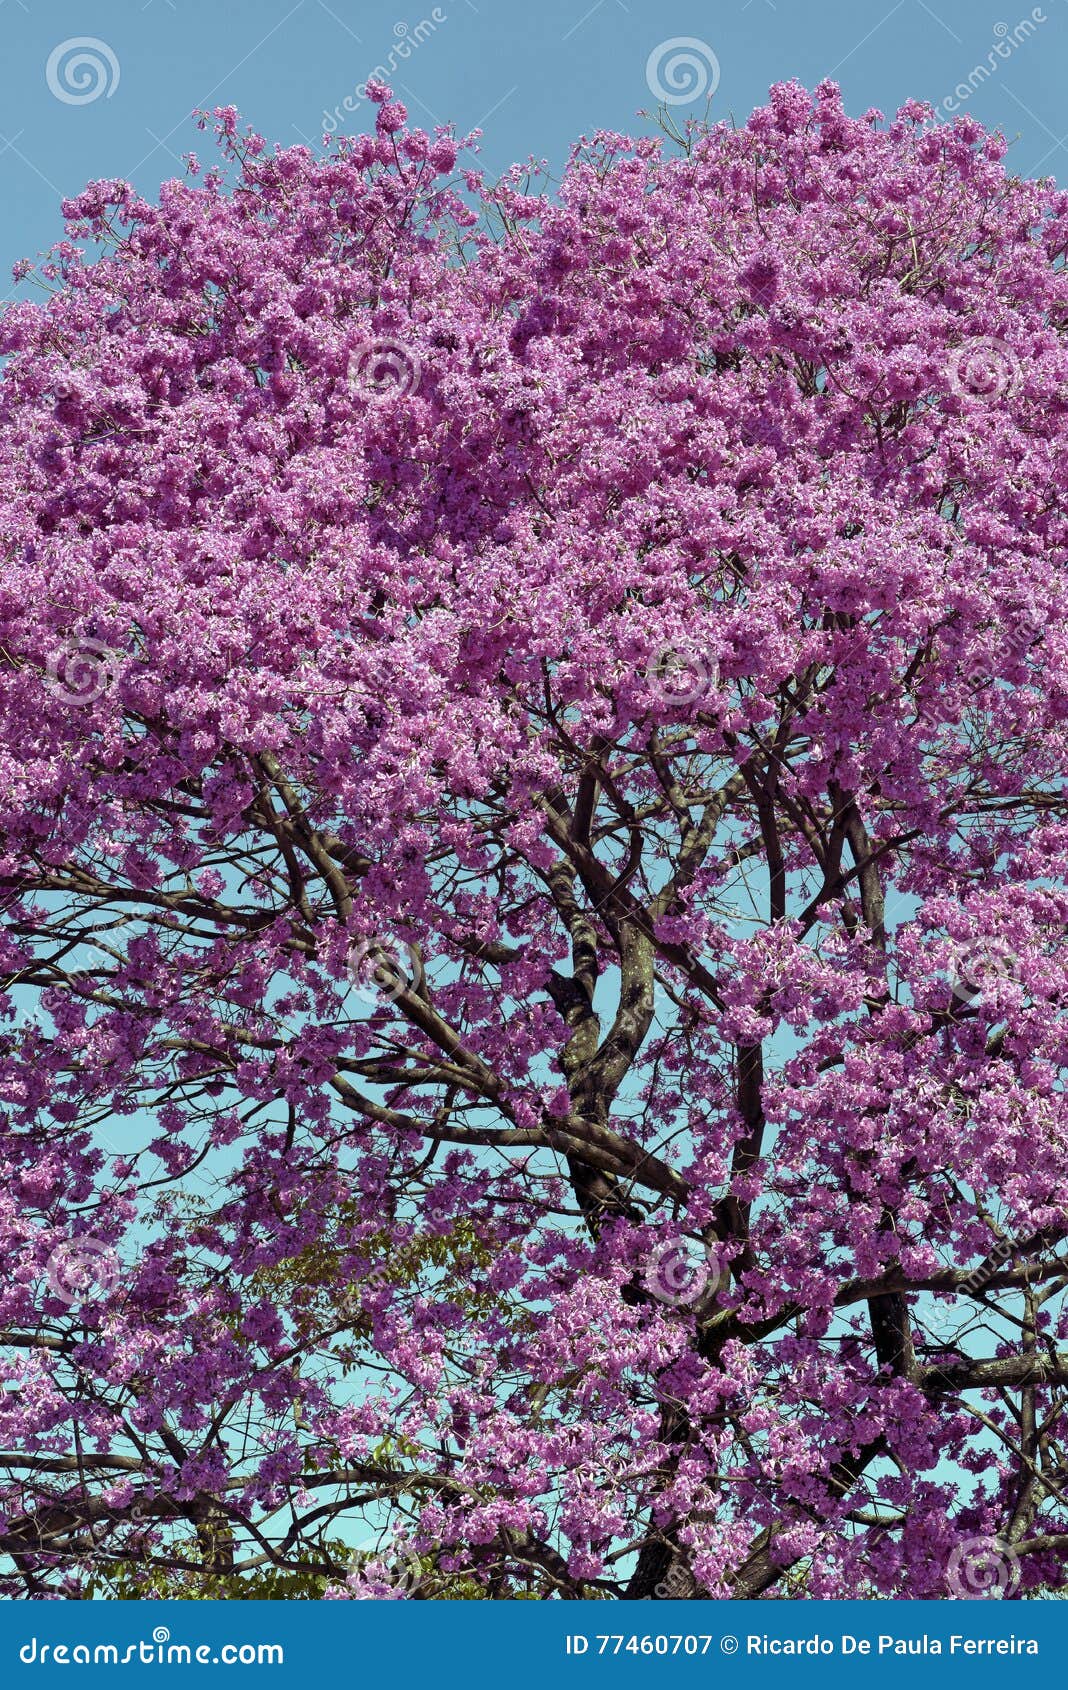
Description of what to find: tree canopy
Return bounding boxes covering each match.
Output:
[2,80,1068,1599]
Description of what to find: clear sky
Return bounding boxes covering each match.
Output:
[0,0,1066,293]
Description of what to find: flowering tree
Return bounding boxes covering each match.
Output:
[2,79,1068,1601]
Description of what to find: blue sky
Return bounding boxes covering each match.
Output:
[0,0,1067,291]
